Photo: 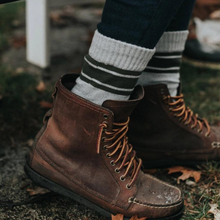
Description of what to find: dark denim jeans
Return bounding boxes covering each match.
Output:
[98,0,196,49]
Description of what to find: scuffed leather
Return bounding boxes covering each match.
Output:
[28,74,183,218]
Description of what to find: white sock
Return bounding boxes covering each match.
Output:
[137,31,188,96]
[72,30,155,105]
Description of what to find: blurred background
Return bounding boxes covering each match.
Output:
[0,1,220,219]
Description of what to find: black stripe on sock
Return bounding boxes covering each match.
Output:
[144,68,179,73]
[86,55,141,76]
[83,59,139,90]
[147,57,181,69]
[80,75,132,96]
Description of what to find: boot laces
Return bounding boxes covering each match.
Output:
[97,118,142,188]
[163,94,211,137]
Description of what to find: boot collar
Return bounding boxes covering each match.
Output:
[58,74,144,123]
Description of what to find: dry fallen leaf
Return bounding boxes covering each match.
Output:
[167,166,201,183]
[130,215,147,220]
[111,214,147,220]
[39,101,53,109]
[11,36,26,48]
[111,214,124,220]
[208,204,220,220]
[36,81,46,92]
[27,186,50,196]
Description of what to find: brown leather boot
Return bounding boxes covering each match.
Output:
[129,84,220,168]
[25,74,183,219]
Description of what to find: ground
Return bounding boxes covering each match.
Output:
[0,2,220,220]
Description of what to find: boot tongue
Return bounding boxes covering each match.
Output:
[102,86,144,122]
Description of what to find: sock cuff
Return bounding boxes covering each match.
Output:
[156,31,189,52]
[89,30,155,72]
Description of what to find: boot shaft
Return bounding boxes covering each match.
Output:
[28,74,143,210]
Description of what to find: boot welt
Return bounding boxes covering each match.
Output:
[24,162,184,220]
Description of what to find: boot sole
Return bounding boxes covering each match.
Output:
[24,162,184,220]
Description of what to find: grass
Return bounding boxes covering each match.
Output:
[181,162,220,219]
[0,1,25,54]
[0,67,53,143]
[181,63,220,125]
[0,2,220,220]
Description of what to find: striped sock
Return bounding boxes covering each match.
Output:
[72,30,155,105]
[137,31,188,97]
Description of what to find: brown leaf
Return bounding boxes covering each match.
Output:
[11,36,26,48]
[39,101,53,109]
[167,166,201,183]
[208,204,220,220]
[27,186,50,196]
[111,214,124,220]
[130,215,147,220]
[36,81,46,92]
[111,214,148,220]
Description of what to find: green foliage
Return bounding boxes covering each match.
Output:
[0,2,25,53]
[181,63,220,125]
[0,67,53,142]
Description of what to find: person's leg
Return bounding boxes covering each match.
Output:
[129,0,220,168]
[72,0,189,105]
[138,0,196,96]
[27,1,188,219]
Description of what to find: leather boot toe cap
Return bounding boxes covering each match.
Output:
[128,172,183,218]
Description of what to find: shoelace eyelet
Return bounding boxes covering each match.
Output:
[97,117,141,190]
[110,160,115,166]
[103,114,108,119]
[205,133,210,137]
[197,129,203,134]
[103,145,108,150]
[120,176,126,181]
[106,153,111,158]
[102,121,108,125]
[184,123,189,126]
[126,184,132,189]
[115,168,120,173]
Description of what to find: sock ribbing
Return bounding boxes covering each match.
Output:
[89,30,155,72]
[155,31,189,52]
[138,31,188,96]
[72,30,155,105]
